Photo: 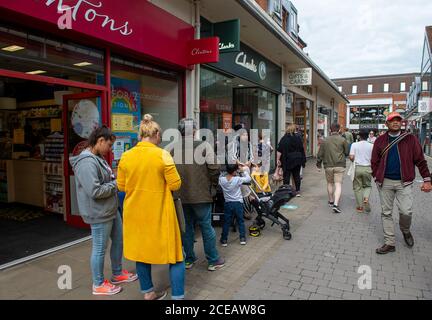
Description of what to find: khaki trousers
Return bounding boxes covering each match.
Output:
[378,179,413,246]
[353,165,372,208]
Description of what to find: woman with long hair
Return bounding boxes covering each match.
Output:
[70,126,137,296]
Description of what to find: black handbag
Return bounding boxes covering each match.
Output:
[173,197,186,234]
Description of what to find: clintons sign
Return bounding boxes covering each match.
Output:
[188,37,220,66]
[0,0,195,68]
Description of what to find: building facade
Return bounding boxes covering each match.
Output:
[406,26,432,156]
[333,73,418,133]
[0,0,346,268]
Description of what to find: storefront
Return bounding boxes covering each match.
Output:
[0,0,195,267]
[200,42,282,169]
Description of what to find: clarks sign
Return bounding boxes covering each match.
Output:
[210,43,281,93]
[0,0,195,68]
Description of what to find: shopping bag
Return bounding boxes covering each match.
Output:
[347,162,356,182]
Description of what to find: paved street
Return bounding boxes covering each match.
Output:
[0,159,431,300]
[234,158,432,300]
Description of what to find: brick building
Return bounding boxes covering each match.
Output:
[333,73,418,132]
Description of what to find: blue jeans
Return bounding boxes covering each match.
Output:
[90,211,123,286]
[136,261,185,299]
[182,203,220,265]
[221,202,246,241]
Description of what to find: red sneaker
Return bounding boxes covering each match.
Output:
[111,270,138,284]
[92,280,122,296]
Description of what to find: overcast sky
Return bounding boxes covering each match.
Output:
[293,0,432,79]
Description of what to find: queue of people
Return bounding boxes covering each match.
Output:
[71,115,304,299]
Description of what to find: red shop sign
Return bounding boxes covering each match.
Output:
[0,0,195,68]
[187,37,220,66]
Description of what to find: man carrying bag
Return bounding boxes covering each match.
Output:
[372,112,431,254]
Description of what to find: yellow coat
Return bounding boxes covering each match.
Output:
[117,141,182,264]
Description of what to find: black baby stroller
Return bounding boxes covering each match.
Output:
[246,176,295,240]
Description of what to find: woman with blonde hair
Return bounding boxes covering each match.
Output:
[117,114,184,300]
[276,123,306,196]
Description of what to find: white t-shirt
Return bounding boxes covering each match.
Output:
[350,141,373,166]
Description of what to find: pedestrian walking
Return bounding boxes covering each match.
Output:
[70,126,137,296]
[255,131,274,173]
[371,112,431,254]
[342,127,354,150]
[367,131,377,144]
[174,118,225,272]
[117,114,184,300]
[219,163,251,246]
[316,123,350,213]
[349,129,374,213]
[276,123,306,196]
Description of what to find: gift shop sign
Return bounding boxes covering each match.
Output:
[0,0,195,68]
[187,37,220,65]
[288,68,312,86]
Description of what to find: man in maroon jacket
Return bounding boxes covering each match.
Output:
[371,112,431,254]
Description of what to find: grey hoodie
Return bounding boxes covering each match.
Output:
[69,149,118,224]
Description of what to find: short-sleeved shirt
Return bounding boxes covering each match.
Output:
[349,141,373,166]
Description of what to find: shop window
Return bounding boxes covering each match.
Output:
[200,68,233,133]
[234,88,277,167]
[0,23,105,85]
[110,55,181,165]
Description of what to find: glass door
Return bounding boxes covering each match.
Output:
[63,91,106,228]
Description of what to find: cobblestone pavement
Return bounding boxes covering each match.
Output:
[234,158,432,300]
[1,159,431,300]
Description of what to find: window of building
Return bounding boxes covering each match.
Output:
[338,86,342,92]
[0,22,105,85]
[368,84,373,93]
[352,85,358,94]
[400,82,406,92]
[384,83,389,92]
[422,81,428,91]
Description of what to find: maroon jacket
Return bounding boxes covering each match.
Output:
[371,132,431,187]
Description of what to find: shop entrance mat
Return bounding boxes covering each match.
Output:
[0,205,90,266]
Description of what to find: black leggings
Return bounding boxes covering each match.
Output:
[283,165,302,192]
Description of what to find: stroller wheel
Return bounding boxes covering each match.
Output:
[256,218,265,230]
[283,230,292,240]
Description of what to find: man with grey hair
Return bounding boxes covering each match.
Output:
[173,118,225,271]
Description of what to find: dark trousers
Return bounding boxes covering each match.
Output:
[283,165,302,192]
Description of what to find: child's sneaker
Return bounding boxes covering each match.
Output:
[208,258,225,271]
[111,270,138,284]
[92,280,122,296]
[220,239,228,247]
[240,237,247,245]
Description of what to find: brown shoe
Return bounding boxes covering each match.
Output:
[144,291,167,300]
[403,232,414,248]
[376,244,395,254]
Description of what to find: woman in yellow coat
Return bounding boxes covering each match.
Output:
[117,114,183,300]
